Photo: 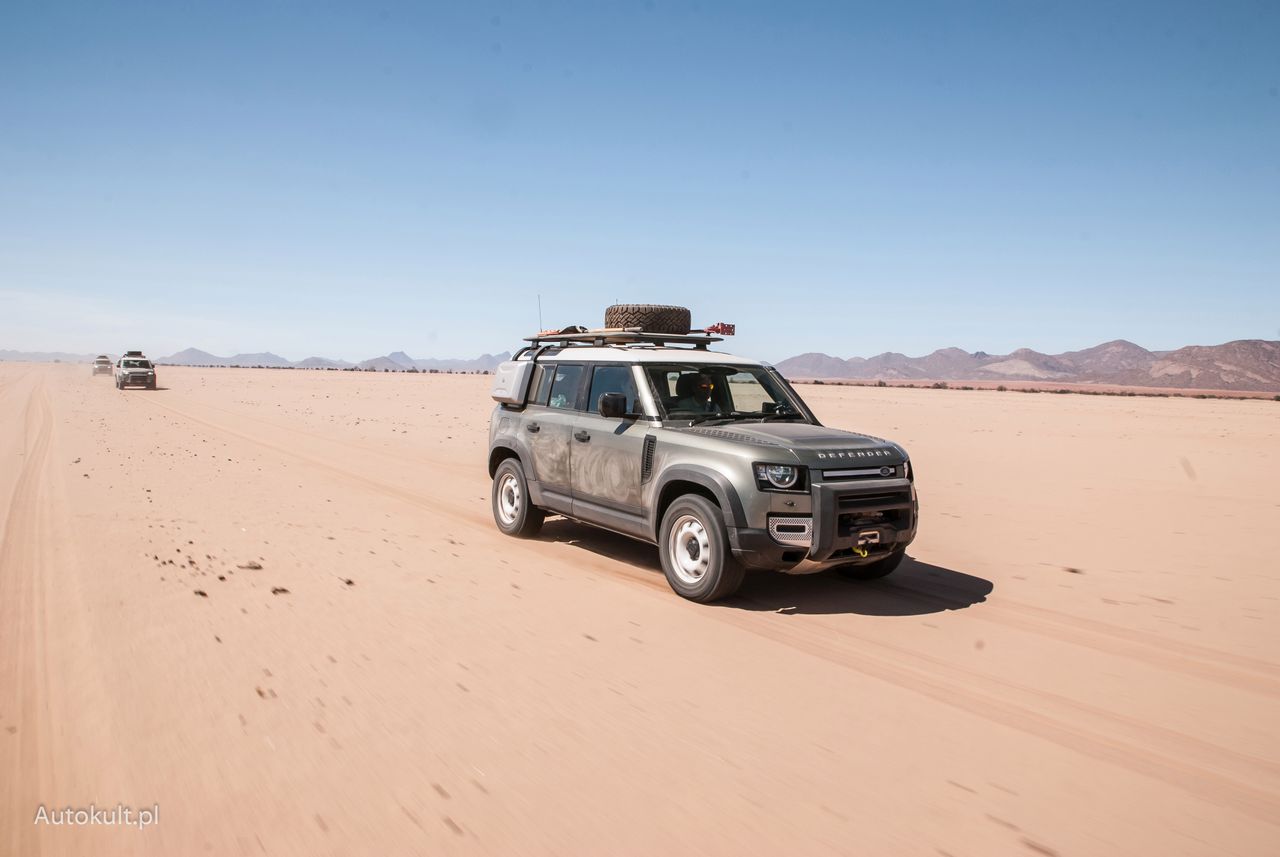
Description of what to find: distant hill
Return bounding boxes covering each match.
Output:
[412,352,511,372]
[162,348,229,366]
[0,349,98,363]
[294,356,354,369]
[227,352,291,368]
[776,339,1280,392]
[357,356,413,372]
[150,348,506,372]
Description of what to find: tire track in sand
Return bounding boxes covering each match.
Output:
[0,378,54,857]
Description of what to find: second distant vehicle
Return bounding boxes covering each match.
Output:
[92,355,113,375]
[115,351,157,390]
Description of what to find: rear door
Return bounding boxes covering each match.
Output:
[571,363,647,519]
[523,362,586,509]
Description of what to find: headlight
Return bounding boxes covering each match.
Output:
[754,463,806,491]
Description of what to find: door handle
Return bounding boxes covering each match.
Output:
[526,423,540,433]
[574,431,590,443]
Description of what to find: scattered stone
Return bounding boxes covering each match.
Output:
[1064,567,1084,574]
[194,590,208,598]
[239,561,263,570]
[271,587,289,595]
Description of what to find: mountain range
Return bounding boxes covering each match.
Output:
[775,339,1280,393]
[6,338,1279,392]
[156,348,511,373]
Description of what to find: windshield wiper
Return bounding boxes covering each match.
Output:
[684,411,735,425]
[676,408,806,425]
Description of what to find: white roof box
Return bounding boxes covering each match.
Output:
[490,359,535,405]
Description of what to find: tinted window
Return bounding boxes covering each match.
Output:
[547,364,584,410]
[587,365,638,415]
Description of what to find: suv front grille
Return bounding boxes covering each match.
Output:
[822,465,904,481]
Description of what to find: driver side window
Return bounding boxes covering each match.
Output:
[587,365,639,415]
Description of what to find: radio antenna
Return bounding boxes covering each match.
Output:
[537,294,543,330]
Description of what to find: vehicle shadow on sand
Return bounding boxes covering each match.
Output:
[730,560,994,616]
[536,519,993,617]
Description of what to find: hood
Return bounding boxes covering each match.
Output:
[681,422,906,465]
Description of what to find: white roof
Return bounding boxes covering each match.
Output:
[525,345,765,366]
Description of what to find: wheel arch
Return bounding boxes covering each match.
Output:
[488,445,521,477]
[652,466,747,540]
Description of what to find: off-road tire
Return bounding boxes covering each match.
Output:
[658,494,745,602]
[491,458,545,538]
[604,304,691,335]
[835,547,907,580]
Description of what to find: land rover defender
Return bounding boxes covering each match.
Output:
[486,305,918,602]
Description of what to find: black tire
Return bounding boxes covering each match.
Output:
[658,494,745,602]
[604,304,691,335]
[835,547,907,581]
[147,381,157,390]
[491,458,545,538]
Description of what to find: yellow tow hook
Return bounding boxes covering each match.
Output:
[853,546,869,559]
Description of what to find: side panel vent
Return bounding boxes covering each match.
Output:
[641,436,657,483]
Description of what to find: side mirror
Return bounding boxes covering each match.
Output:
[598,392,628,419]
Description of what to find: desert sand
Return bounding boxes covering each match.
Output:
[2,362,1278,856]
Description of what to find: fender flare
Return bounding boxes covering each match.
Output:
[651,465,749,536]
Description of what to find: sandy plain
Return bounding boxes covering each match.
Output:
[1,362,1278,857]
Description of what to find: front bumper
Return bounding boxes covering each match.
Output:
[730,478,918,571]
[119,374,156,386]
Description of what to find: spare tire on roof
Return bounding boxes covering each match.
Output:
[604,304,691,335]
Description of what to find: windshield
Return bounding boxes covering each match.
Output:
[123,359,152,369]
[643,363,805,421]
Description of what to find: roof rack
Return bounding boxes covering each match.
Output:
[522,327,724,350]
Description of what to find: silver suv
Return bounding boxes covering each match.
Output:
[115,351,157,390]
[487,322,918,602]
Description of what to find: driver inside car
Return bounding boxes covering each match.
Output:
[672,373,720,413]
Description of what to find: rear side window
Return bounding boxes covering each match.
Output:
[547,364,584,410]
[529,364,554,405]
[587,365,638,414]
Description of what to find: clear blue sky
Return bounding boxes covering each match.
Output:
[2,1,1277,362]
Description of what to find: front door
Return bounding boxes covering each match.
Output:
[571,364,647,518]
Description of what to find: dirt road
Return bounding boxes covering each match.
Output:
[2,363,1278,856]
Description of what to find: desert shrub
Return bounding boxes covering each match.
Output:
[996,385,1007,392]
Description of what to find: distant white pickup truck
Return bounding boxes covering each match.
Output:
[92,355,112,376]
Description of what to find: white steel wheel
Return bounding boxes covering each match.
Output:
[491,458,544,538]
[667,514,712,586]
[496,472,521,526]
[657,494,745,603]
